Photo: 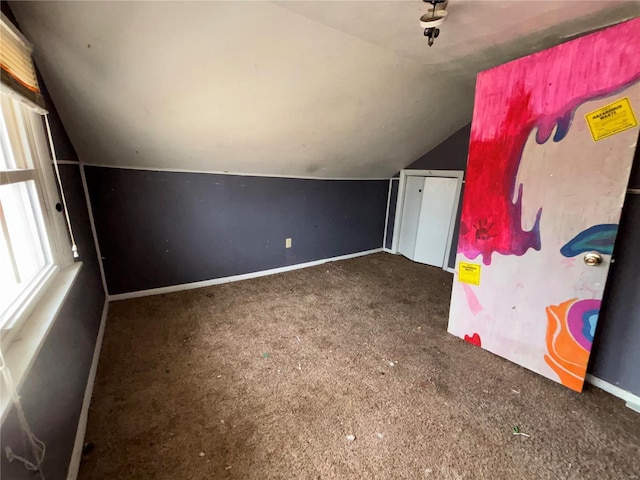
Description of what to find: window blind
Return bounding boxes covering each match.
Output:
[0,13,44,109]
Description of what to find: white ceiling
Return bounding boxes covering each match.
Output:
[9,1,640,178]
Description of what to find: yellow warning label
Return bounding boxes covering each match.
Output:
[585,97,638,142]
[459,262,481,286]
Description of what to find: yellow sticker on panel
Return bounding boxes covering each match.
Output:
[459,262,481,286]
[585,97,638,141]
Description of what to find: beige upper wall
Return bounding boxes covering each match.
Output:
[9,1,640,178]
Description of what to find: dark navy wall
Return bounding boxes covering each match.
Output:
[386,124,470,268]
[589,134,640,396]
[85,167,388,295]
[0,6,105,479]
[406,124,471,172]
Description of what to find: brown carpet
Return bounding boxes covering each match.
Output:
[79,253,640,480]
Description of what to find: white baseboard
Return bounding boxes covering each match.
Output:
[66,299,109,480]
[586,374,640,413]
[445,267,455,274]
[382,248,394,254]
[109,248,383,301]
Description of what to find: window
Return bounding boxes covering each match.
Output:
[0,94,73,347]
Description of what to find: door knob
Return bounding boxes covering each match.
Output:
[583,252,603,266]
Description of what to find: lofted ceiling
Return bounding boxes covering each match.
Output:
[9,1,640,178]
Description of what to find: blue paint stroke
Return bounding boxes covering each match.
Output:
[560,224,618,257]
[553,111,572,142]
[582,310,599,343]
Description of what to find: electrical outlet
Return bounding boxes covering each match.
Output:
[285,238,292,248]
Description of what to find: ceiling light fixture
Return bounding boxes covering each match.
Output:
[420,0,448,46]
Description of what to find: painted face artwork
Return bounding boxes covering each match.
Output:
[448,18,640,392]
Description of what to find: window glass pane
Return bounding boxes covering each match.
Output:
[0,94,31,170]
[0,180,49,316]
[0,97,17,170]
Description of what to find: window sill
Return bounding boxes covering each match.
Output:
[1,262,82,421]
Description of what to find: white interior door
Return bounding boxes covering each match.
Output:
[397,176,423,259]
[413,177,458,267]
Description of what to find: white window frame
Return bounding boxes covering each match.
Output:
[1,94,75,346]
[0,92,83,424]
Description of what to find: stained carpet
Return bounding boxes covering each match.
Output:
[79,253,640,479]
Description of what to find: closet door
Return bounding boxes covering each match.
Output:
[413,177,458,267]
[397,176,424,260]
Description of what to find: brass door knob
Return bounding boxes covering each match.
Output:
[583,252,603,266]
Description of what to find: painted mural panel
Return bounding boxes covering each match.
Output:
[447,18,640,392]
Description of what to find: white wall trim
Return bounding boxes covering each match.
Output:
[66,299,109,480]
[80,162,393,182]
[628,188,640,195]
[382,248,394,254]
[109,248,383,301]
[79,165,109,297]
[383,179,392,249]
[586,374,640,413]
[382,177,400,250]
[445,267,455,274]
[391,173,407,255]
[391,169,464,272]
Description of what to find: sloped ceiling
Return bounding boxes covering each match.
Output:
[9,1,640,178]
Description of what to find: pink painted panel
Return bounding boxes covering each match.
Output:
[448,18,640,392]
